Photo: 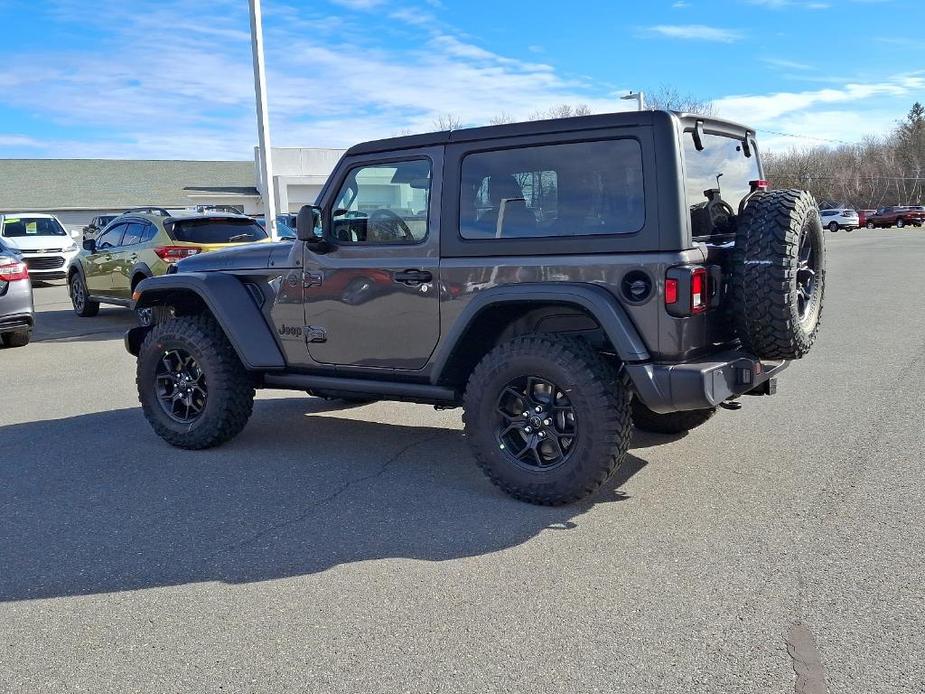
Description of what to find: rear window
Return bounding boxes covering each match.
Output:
[683,133,760,239]
[459,139,645,239]
[1,216,68,237]
[168,218,268,244]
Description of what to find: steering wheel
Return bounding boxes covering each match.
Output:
[367,208,414,242]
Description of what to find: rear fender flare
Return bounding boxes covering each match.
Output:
[431,283,651,384]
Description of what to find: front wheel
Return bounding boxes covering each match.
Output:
[631,399,715,435]
[463,335,632,505]
[828,221,839,232]
[867,222,875,229]
[896,218,905,228]
[137,315,255,449]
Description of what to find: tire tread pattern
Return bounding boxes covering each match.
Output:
[732,189,825,360]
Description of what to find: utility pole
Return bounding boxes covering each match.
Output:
[621,91,645,112]
[248,0,278,240]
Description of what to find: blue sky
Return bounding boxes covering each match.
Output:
[0,0,922,159]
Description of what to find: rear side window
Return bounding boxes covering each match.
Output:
[121,222,147,246]
[459,139,645,239]
[168,219,268,244]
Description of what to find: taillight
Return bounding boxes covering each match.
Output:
[665,278,678,305]
[0,260,29,282]
[154,246,201,262]
[665,265,715,317]
[691,267,707,314]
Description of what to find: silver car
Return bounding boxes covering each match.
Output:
[0,253,34,348]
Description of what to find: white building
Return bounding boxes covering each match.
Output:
[0,146,347,225]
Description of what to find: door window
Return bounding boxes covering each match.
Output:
[121,222,147,246]
[331,160,432,244]
[96,224,126,250]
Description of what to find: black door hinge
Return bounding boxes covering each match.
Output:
[302,272,323,288]
[304,326,327,343]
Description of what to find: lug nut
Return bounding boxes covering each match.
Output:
[522,411,529,418]
[538,431,546,438]
[535,406,543,413]
[524,426,532,433]
[543,418,551,426]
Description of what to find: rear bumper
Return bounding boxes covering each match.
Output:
[626,349,789,414]
[0,312,34,334]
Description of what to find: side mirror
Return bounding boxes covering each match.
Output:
[296,205,324,243]
[82,238,96,252]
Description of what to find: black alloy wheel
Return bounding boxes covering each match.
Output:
[495,375,577,471]
[796,224,822,324]
[155,348,208,424]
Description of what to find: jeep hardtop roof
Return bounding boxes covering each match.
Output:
[345,111,756,156]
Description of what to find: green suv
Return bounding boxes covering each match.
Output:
[67,212,271,323]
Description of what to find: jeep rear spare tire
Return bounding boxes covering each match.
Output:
[732,189,825,360]
[463,335,632,505]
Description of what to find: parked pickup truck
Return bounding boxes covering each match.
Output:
[125,111,827,505]
[865,206,925,228]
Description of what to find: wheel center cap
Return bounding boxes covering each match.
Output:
[529,415,543,429]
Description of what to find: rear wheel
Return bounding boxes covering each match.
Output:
[1,330,31,348]
[137,315,254,449]
[631,399,715,435]
[69,272,99,317]
[463,335,632,505]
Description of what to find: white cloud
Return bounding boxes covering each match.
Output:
[329,0,383,8]
[643,24,745,42]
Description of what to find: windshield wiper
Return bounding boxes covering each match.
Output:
[226,233,253,242]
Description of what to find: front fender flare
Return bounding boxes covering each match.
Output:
[129,272,285,370]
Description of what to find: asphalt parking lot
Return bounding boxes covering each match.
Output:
[1,229,923,694]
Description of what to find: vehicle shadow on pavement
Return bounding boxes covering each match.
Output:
[0,398,648,602]
[32,309,137,343]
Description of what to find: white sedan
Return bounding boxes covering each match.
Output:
[0,213,80,281]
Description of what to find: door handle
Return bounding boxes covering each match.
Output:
[393,269,432,285]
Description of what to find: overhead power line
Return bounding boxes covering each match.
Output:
[760,129,857,146]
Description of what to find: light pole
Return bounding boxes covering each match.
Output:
[248,0,279,241]
[621,91,645,112]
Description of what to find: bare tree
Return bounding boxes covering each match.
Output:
[528,103,593,121]
[489,112,517,125]
[433,113,462,131]
[646,85,716,116]
[763,104,925,209]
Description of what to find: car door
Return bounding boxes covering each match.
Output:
[302,149,442,370]
[110,221,145,299]
[85,223,125,293]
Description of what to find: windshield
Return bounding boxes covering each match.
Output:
[169,218,268,244]
[1,216,68,237]
[683,133,760,238]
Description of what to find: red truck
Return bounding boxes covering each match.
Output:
[865,206,925,228]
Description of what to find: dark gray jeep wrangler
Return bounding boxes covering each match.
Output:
[126,111,825,505]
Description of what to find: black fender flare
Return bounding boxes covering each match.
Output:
[430,283,651,383]
[128,272,285,370]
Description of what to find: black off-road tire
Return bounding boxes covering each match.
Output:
[631,398,715,435]
[1,330,31,348]
[137,314,254,449]
[732,189,826,360]
[69,272,100,317]
[463,335,632,505]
